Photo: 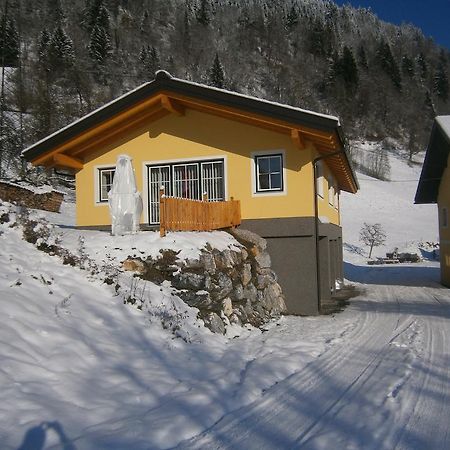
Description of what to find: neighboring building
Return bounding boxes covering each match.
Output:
[416,116,450,287]
[23,71,358,315]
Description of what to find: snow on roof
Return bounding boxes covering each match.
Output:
[166,72,341,125]
[436,115,450,138]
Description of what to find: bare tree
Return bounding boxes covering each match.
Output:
[359,223,386,258]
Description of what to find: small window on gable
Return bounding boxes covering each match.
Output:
[334,188,339,210]
[255,154,283,192]
[98,168,115,202]
[442,207,448,229]
[316,160,324,198]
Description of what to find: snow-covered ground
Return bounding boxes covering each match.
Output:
[341,144,439,262]
[1,149,449,449]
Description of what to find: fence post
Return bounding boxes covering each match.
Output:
[159,186,166,237]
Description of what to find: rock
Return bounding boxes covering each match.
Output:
[123,258,145,273]
[258,283,286,313]
[254,251,271,268]
[211,272,233,300]
[256,269,277,289]
[213,249,234,270]
[200,252,216,273]
[241,263,252,286]
[183,258,203,270]
[228,228,267,251]
[172,272,205,290]
[234,282,244,301]
[242,283,258,303]
[179,290,212,308]
[204,312,226,334]
[229,313,242,326]
[222,297,233,317]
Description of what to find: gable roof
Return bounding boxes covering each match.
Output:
[23,70,358,193]
[415,116,450,204]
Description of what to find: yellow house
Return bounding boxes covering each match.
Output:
[416,116,450,287]
[23,71,358,315]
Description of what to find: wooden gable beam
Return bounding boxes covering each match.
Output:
[291,129,306,150]
[160,94,185,116]
[72,108,170,158]
[53,153,84,170]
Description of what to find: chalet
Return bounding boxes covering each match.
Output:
[415,116,450,286]
[23,71,358,315]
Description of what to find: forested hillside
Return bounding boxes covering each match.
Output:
[0,0,449,176]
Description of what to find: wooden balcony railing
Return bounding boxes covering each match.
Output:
[159,188,241,237]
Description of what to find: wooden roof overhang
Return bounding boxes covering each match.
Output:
[415,117,450,204]
[23,71,358,193]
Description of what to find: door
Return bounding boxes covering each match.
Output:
[147,159,225,225]
[148,165,170,224]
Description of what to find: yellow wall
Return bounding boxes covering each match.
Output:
[438,155,450,286]
[76,109,341,227]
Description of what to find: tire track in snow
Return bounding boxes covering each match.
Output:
[178,283,450,450]
[177,286,404,449]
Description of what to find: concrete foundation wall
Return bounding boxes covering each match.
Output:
[242,217,343,315]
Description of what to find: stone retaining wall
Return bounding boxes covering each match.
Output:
[123,229,287,333]
[0,181,64,212]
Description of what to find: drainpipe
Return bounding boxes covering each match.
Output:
[313,149,344,314]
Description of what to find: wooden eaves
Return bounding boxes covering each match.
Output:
[22,71,358,194]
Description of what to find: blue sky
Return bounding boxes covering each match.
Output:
[333,1,450,49]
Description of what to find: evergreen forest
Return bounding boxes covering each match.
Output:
[0,0,449,177]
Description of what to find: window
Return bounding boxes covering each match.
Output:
[442,207,448,229]
[316,160,324,198]
[255,154,283,192]
[98,168,115,202]
[328,175,335,206]
[334,189,339,210]
[147,159,225,224]
[202,161,224,201]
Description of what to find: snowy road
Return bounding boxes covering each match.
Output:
[178,263,450,450]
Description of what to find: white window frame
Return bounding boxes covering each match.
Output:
[94,165,116,204]
[142,155,228,224]
[251,150,287,197]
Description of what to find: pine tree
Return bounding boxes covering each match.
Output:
[46,0,65,26]
[82,0,106,33]
[0,17,19,67]
[434,62,449,102]
[196,0,210,26]
[376,40,402,91]
[38,28,51,65]
[425,90,436,117]
[357,45,368,70]
[285,4,299,31]
[340,46,358,90]
[95,3,111,35]
[48,25,75,71]
[88,23,112,65]
[401,55,414,77]
[417,53,428,80]
[139,45,160,78]
[209,53,225,88]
